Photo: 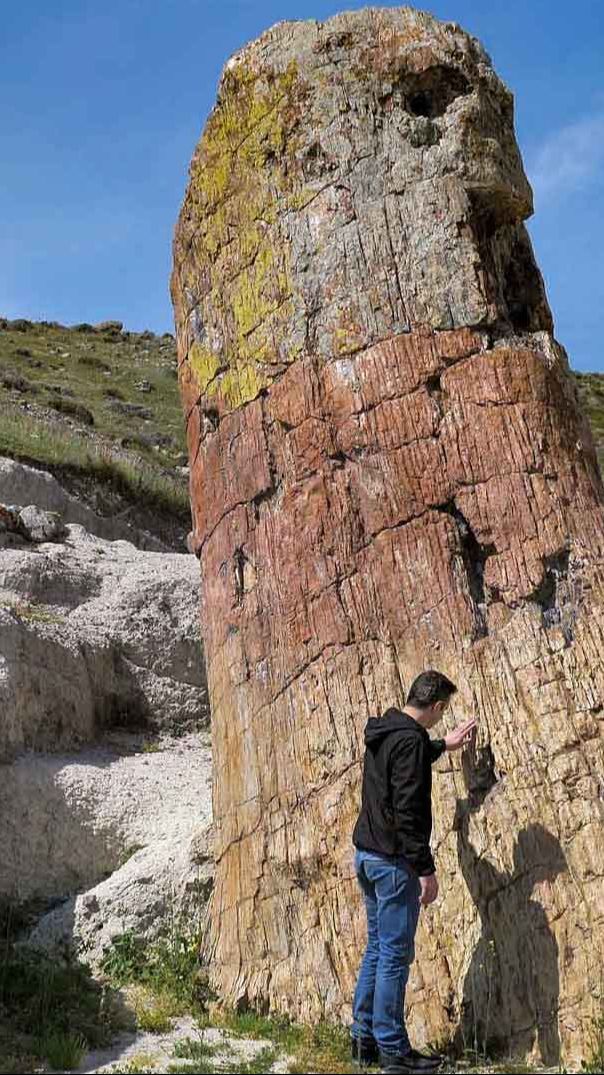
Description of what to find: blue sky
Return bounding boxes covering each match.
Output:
[2,0,603,370]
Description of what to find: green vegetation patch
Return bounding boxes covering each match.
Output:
[0,318,190,525]
[100,927,213,1016]
[576,372,604,474]
[0,947,126,1073]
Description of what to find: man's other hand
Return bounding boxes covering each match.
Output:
[444,718,477,753]
[420,873,439,906]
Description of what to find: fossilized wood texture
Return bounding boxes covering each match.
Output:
[172,7,604,1063]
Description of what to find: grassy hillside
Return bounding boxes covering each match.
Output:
[0,317,190,534]
[575,373,604,471]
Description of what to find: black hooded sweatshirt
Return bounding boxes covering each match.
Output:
[352,707,446,876]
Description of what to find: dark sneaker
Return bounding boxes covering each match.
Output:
[350,1033,379,1066]
[378,1047,443,1073]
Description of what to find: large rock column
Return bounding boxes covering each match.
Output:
[172,8,604,1063]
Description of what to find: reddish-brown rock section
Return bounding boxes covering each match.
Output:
[172,8,604,1065]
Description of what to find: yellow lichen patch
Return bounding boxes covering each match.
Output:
[192,59,302,218]
[285,186,318,212]
[183,58,307,410]
[209,362,270,409]
[232,241,290,343]
[333,310,366,356]
[188,342,221,392]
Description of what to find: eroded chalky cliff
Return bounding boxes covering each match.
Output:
[171,8,604,1064]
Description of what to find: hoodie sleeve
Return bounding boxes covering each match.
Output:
[390,736,436,876]
[428,738,446,764]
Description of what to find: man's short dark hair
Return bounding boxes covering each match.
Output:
[407,670,457,709]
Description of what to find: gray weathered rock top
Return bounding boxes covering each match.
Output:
[173,5,548,411]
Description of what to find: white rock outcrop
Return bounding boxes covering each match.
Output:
[18,735,213,965]
[1,474,213,963]
[0,456,173,550]
[0,523,208,760]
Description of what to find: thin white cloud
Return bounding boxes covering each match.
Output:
[528,111,604,203]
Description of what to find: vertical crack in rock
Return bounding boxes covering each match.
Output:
[233,546,257,604]
[438,502,495,640]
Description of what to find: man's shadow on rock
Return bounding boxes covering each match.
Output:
[454,790,567,1067]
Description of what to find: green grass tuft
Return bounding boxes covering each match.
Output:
[37,1029,88,1070]
[582,1013,604,1071]
[0,946,127,1073]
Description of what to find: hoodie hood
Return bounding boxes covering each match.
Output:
[364,706,425,747]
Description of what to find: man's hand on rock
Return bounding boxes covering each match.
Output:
[420,873,439,907]
[444,718,477,753]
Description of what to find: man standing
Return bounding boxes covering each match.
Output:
[350,671,476,1073]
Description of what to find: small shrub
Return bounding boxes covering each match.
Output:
[48,395,95,425]
[100,932,150,986]
[1,371,34,392]
[111,1057,158,1074]
[167,1045,278,1075]
[38,1030,87,1071]
[130,988,174,1034]
[582,1013,604,1071]
[78,352,111,371]
[1,598,65,625]
[118,844,145,867]
[101,927,213,1015]
[0,948,121,1070]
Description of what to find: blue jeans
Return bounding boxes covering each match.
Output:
[351,848,422,1056]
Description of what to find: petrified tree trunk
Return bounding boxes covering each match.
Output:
[172,8,604,1063]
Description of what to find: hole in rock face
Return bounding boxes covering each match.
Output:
[425,373,442,396]
[402,65,472,119]
[528,548,575,641]
[408,92,432,118]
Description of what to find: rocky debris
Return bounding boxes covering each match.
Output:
[52,1017,291,1075]
[17,504,68,542]
[48,395,96,425]
[0,501,67,545]
[14,734,213,965]
[0,456,170,550]
[171,6,604,1066]
[0,521,208,761]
